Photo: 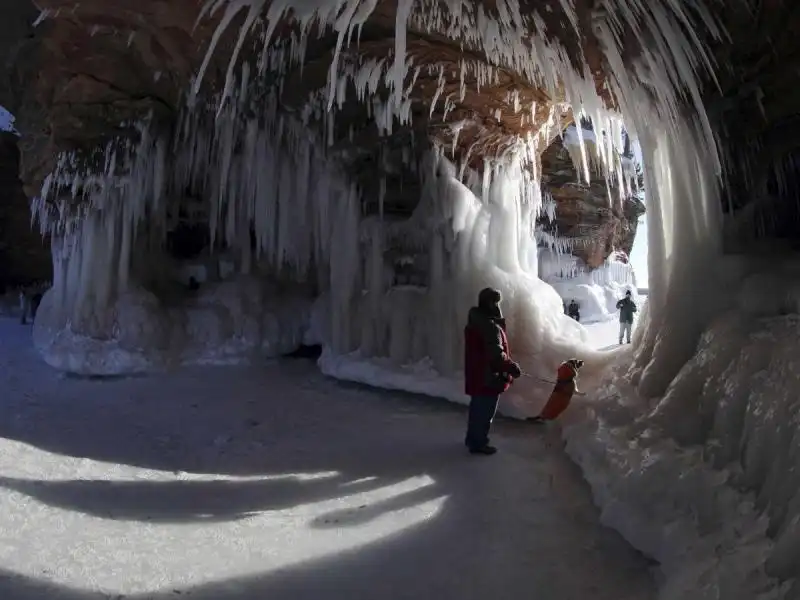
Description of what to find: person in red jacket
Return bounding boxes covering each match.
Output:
[463,288,521,455]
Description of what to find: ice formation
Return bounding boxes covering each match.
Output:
[562,255,800,600]
[27,0,799,597]
[31,112,330,373]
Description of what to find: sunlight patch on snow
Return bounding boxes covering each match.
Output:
[0,440,345,482]
[0,451,446,594]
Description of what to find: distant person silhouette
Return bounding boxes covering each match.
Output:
[616,290,637,344]
[567,299,580,322]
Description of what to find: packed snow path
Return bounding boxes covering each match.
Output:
[583,317,638,350]
[0,318,654,600]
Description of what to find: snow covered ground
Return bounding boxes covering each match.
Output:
[582,317,637,350]
[0,316,655,599]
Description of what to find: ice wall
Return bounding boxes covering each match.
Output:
[320,149,600,418]
[561,255,800,599]
[32,276,313,374]
[30,104,355,373]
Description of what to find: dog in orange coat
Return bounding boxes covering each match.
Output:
[528,358,584,423]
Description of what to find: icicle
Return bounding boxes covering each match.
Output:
[326,0,363,111]
[391,0,414,109]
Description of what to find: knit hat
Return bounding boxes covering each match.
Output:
[477,287,503,319]
[478,287,502,308]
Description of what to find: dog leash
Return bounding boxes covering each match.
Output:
[520,372,586,396]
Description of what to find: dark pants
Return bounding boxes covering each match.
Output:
[31,294,43,321]
[465,394,500,449]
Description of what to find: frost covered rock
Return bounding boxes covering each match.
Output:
[540,131,645,269]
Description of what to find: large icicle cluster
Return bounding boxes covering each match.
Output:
[561,123,640,211]
[32,123,169,326]
[34,94,362,330]
[319,145,595,416]
[196,0,721,199]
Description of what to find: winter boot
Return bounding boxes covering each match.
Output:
[468,445,498,455]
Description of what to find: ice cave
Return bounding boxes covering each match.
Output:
[1,0,799,598]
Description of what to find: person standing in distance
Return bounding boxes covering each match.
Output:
[463,288,521,455]
[567,299,581,322]
[616,290,637,344]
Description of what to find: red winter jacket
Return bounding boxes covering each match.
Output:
[464,307,517,396]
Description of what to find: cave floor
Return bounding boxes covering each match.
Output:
[0,317,654,600]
